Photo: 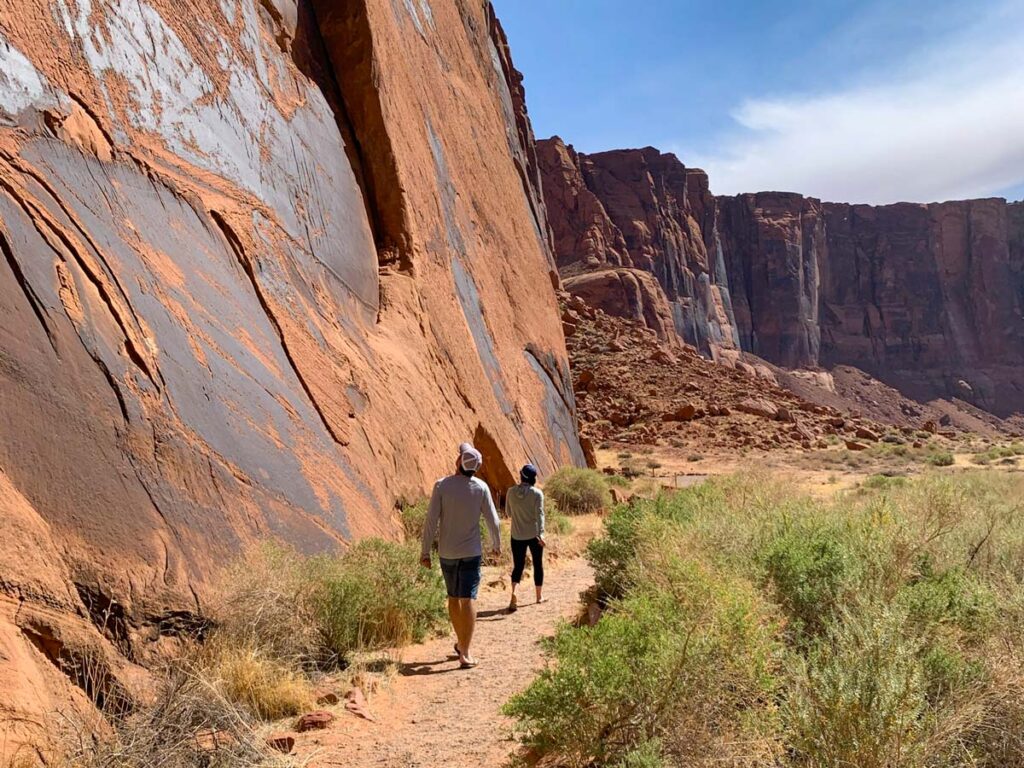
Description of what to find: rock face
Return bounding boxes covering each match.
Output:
[0,0,582,750]
[818,198,1024,414]
[562,268,679,345]
[537,137,740,356]
[540,137,1024,417]
[720,193,1024,415]
[717,193,824,369]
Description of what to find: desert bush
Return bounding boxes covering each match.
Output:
[399,498,429,541]
[57,668,279,768]
[308,539,447,660]
[545,467,612,515]
[926,451,955,467]
[785,603,933,768]
[511,471,1024,768]
[214,538,447,671]
[210,543,321,666]
[761,521,860,638]
[505,566,780,767]
[972,443,1024,465]
[546,503,574,536]
[606,473,631,488]
[861,473,908,491]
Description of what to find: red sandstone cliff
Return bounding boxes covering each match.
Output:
[537,137,740,356]
[717,193,825,369]
[540,137,1024,417]
[818,198,1024,414]
[0,0,581,748]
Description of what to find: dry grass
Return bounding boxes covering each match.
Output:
[53,668,283,768]
[202,645,313,721]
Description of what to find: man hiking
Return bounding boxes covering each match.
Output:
[420,443,500,668]
[506,463,545,613]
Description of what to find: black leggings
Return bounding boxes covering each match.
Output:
[511,537,544,586]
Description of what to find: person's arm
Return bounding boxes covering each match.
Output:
[536,489,545,540]
[420,483,442,565]
[482,487,500,553]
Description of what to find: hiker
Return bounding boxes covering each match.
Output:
[420,443,500,668]
[506,463,545,613]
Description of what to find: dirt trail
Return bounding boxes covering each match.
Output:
[295,557,594,767]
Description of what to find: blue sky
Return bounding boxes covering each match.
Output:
[494,0,1024,204]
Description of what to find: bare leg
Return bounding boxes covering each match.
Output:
[536,584,544,603]
[458,598,478,664]
[448,597,464,652]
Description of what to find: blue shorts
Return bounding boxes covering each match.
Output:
[439,556,482,599]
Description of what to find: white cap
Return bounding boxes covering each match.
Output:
[459,445,483,472]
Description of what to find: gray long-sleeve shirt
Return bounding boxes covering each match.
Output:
[421,474,500,560]
[507,483,545,540]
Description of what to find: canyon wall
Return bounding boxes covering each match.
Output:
[0,0,582,748]
[537,137,740,356]
[539,138,1024,417]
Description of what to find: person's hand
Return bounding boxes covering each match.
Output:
[537,536,546,548]
[490,548,501,558]
[420,556,431,569]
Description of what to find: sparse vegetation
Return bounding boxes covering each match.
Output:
[926,450,955,466]
[545,467,613,514]
[32,535,450,766]
[972,442,1024,465]
[507,471,1024,768]
[47,668,284,767]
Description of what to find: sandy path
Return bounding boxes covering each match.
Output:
[294,557,593,767]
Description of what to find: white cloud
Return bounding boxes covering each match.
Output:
[693,3,1024,204]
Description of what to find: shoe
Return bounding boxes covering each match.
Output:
[508,595,518,613]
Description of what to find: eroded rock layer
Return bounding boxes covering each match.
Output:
[0,0,581,747]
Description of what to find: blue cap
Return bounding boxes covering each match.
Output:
[520,464,538,483]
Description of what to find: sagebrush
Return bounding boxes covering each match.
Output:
[507,471,1024,768]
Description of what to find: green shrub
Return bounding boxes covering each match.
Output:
[399,498,429,541]
[898,565,997,637]
[610,740,664,768]
[505,567,779,767]
[587,503,647,599]
[547,504,574,535]
[785,604,931,768]
[926,451,955,467]
[545,467,612,514]
[606,473,631,488]
[509,471,1024,768]
[308,539,447,660]
[761,523,860,638]
[861,473,908,491]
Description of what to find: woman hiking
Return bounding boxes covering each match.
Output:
[506,463,545,613]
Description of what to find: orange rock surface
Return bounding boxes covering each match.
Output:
[0,0,582,748]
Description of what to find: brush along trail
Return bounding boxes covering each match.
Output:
[292,555,595,767]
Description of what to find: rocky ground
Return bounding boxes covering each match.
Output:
[562,293,1024,461]
[564,294,920,454]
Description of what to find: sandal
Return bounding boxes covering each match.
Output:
[508,595,518,613]
[459,657,479,669]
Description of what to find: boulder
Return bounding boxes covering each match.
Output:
[855,427,880,442]
[296,711,335,733]
[266,733,297,754]
[736,398,780,419]
[663,404,697,422]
